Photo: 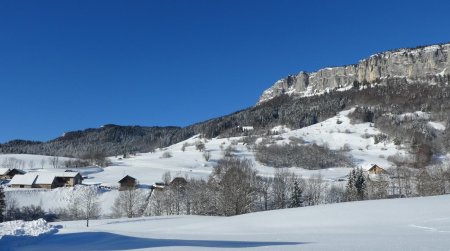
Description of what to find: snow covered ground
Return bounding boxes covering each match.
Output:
[2,194,450,250]
[2,109,413,213]
[75,109,408,186]
[0,219,59,239]
[2,109,408,187]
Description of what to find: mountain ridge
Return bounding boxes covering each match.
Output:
[258,42,450,104]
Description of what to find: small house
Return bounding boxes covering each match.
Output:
[170,177,188,188]
[368,164,387,175]
[0,168,26,180]
[54,172,83,187]
[118,175,137,190]
[9,173,38,188]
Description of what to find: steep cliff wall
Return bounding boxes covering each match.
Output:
[258,43,450,104]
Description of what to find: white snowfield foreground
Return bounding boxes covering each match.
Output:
[2,194,450,251]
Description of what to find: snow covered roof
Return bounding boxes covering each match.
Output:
[36,171,81,177]
[34,171,80,184]
[0,168,10,175]
[34,173,56,185]
[56,172,80,178]
[0,168,26,176]
[9,173,38,186]
[9,171,81,186]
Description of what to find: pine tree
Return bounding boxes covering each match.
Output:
[354,168,367,200]
[0,186,5,222]
[345,169,357,201]
[345,168,367,201]
[289,180,303,208]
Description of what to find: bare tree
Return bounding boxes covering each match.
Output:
[0,186,5,222]
[389,166,414,197]
[112,187,145,218]
[195,141,205,152]
[325,184,345,204]
[209,157,258,216]
[304,173,328,206]
[181,142,189,152]
[203,151,211,161]
[272,169,294,209]
[162,171,171,185]
[28,160,35,169]
[256,176,272,211]
[40,159,45,169]
[50,156,60,169]
[366,174,389,200]
[78,186,101,227]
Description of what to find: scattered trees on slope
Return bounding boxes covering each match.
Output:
[255,143,353,169]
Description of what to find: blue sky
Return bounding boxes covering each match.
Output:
[1,0,449,142]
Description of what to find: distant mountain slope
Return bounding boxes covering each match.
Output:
[2,43,450,159]
[0,125,189,157]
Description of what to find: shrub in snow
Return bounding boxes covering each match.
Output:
[195,141,205,152]
[161,151,173,158]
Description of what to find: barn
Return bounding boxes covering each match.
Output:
[118,175,137,190]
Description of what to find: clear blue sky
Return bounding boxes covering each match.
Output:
[1,0,449,143]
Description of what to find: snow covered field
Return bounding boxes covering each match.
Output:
[2,109,414,213]
[2,194,450,250]
[2,109,409,187]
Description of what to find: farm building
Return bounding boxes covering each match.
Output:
[9,173,38,188]
[8,171,82,189]
[170,177,188,188]
[118,175,137,190]
[0,168,26,180]
[368,164,387,174]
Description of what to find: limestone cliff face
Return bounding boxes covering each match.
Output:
[258,43,450,104]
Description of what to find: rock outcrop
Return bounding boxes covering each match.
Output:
[258,43,450,104]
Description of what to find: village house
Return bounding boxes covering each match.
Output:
[368,164,387,175]
[8,171,82,189]
[8,173,37,188]
[170,177,188,188]
[0,168,26,180]
[118,175,137,190]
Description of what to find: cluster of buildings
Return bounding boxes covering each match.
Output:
[0,168,83,189]
[1,167,186,191]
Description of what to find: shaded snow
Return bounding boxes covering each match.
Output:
[3,195,450,250]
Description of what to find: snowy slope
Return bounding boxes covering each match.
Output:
[3,109,409,214]
[2,109,406,186]
[2,194,450,250]
[80,108,406,185]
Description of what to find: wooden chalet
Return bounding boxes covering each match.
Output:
[118,175,137,190]
[170,177,188,188]
[368,164,387,175]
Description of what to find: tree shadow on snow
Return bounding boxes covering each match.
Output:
[2,232,307,250]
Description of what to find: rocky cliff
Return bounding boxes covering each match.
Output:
[258,43,450,104]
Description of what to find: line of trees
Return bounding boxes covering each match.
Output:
[110,157,338,218]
